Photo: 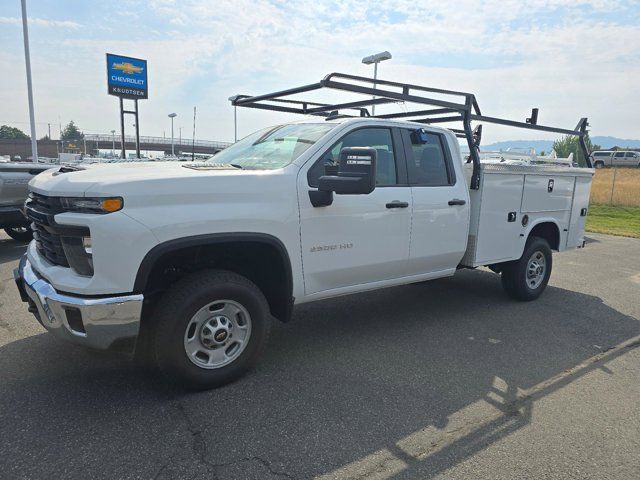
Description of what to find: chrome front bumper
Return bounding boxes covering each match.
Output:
[14,256,143,352]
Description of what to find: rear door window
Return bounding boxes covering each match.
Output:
[401,129,455,186]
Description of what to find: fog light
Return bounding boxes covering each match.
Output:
[82,236,92,255]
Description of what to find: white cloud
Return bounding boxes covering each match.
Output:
[0,16,81,29]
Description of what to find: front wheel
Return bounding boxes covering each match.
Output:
[4,226,33,242]
[152,269,271,390]
[501,237,552,301]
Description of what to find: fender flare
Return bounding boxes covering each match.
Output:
[518,218,562,258]
[133,232,293,298]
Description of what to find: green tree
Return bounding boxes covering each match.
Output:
[553,133,599,166]
[0,125,29,140]
[60,121,84,141]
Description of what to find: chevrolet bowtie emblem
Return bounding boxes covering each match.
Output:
[112,62,143,75]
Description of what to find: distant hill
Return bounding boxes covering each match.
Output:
[461,136,640,152]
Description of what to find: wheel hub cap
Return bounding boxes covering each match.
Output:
[526,251,546,289]
[183,300,252,369]
[200,315,231,347]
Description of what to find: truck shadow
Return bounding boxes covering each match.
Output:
[0,236,29,263]
[0,268,638,479]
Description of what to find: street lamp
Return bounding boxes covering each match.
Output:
[168,113,177,156]
[361,51,392,115]
[228,95,241,142]
[110,129,116,158]
[21,0,38,161]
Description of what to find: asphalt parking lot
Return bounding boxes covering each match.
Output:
[1,232,639,480]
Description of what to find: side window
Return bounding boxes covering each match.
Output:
[626,152,637,158]
[614,152,626,158]
[307,128,398,187]
[403,130,454,186]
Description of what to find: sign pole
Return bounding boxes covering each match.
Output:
[119,96,126,159]
[134,99,140,158]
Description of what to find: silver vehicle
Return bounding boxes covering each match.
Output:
[0,162,53,241]
[590,150,640,168]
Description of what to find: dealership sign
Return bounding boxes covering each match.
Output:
[106,53,148,99]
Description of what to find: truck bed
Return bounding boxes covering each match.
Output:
[461,163,594,268]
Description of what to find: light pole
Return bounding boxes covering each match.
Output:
[20,0,38,161]
[228,95,240,142]
[168,113,177,156]
[110,129,116,157]
[361,51,392,115]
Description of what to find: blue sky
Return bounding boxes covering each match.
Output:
[1,0,639,143]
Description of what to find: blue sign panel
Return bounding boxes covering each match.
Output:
[106,53,148,99]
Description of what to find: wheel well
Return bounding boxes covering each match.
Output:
[529,222,560,251]
[136,236,293,323]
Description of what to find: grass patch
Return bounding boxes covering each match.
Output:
[586,204,640,238]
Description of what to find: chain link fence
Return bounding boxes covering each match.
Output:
[590,168,640,207]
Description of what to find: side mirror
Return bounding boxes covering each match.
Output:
[309,147,377,207]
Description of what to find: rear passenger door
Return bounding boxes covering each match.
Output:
[625,152,639,167]
[400,128,470,275]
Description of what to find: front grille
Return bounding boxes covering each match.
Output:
[26,193,68,267]
[26,193,87,268]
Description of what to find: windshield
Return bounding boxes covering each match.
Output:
[208,123,334,170]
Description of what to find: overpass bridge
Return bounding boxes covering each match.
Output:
[83,134,232,156]
[0,134,232,160]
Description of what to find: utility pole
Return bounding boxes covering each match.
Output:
[21,0,38,161]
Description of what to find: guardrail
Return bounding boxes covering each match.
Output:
[84,134,232,150]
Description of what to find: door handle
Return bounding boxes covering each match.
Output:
[386,201,409,209]
[448,199,466,206]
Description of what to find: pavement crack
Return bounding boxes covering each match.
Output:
[168,398,218,478]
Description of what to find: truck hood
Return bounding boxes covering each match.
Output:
[28,162,268,197]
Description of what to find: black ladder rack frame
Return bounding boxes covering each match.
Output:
[231,72,592,189]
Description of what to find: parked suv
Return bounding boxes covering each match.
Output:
[590,150,640,168]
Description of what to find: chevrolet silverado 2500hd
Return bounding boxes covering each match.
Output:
[15,74,594,389]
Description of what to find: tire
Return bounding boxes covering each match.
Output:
[501,237,552,301]
[152,269,271,390]
[4,226,33,242]
[594,161,604,169]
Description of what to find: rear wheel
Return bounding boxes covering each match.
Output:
[4,226,33,242]
[151,269,271,390]
[501,237,552,301]
[594,161,604,169]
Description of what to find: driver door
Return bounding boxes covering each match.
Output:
[298,127,412,296]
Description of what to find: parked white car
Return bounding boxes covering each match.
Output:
[15,74,595,389]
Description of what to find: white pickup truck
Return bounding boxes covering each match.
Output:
[15,74,594,389]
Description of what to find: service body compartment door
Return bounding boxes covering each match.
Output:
[522,175,574,213]
[566,175,592,248]
[474,173,525,265]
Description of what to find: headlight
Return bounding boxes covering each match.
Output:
[59,197,123,214]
